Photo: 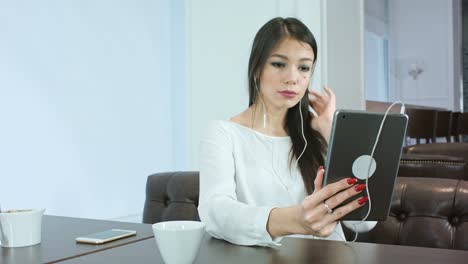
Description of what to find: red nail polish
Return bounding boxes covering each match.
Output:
[318,166,324,171]
[347,178,358,185]
[354,184,366,192]
[358,196,369,205]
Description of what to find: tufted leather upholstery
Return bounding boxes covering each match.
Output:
[404,143,468,179]
[404,143,468,163]
[398,153,466,180]
[142,172,468,250]
[353,177,468,250]
[142,171,200,224]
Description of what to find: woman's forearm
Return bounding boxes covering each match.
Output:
[266,206,304,239]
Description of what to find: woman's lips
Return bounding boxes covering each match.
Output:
[278,90,297,99]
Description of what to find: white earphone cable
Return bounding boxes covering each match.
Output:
[295,99,308,168]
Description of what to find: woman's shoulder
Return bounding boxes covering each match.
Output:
[205,119,243,137]
[202,116,257,147]
[203,120,234,140]
[205,111,250,135]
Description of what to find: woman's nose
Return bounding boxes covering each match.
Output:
[284,79,297,85]
[283,67,299,85]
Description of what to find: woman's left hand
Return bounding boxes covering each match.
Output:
[309,86,336,142]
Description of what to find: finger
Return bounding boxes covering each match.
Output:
[313,100,325,109]
[308,95,317,106]
[320,183,363,216]
[309,109,317,118]
[313,166,325,194]
[323,86,336,100]
[309,101,324,112]
[308,92,322,104]
[308,101,323,116]
[308,95,325,107]
[324,183,365,211]
[309,92,327,107]
[325,195,369,222]
[309,177,358,206]
[309,90,324,100]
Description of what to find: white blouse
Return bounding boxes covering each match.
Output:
[198,120,355,246]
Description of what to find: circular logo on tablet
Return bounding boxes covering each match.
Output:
[352,155,377,180]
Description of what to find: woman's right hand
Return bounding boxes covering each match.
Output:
[296,166,368,237]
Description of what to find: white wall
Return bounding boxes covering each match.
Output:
[364,0,389,102]
[365,31,388,101]
[388,0,457,110]
[453,0,463,110]
[365,0,388,22]
[324,0,366,110]
[0,0,185,220]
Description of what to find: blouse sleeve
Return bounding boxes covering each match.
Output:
[198,121,282,246]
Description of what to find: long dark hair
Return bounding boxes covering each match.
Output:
[247,17,327,194]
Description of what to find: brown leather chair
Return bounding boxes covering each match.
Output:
[459,113,468,140]
[406,108,437,144]
[451,112,461,142]
[142,171,199,224]
[142,171,468,250]
[435,110,452,142]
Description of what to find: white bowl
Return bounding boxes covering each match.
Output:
[0,208,45,247]
[152,221,205,264]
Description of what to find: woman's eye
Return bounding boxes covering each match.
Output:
[271,62,286,68]
[299,65,311,72]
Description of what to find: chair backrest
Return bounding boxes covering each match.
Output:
[451,112,461,142]
[435,110,452,142]
[142,171,200,224]
[406,108,437,144]
[459,113,468,136]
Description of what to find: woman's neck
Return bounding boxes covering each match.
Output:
[249,102,288,137]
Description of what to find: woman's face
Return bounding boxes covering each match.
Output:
[258,37,315,111]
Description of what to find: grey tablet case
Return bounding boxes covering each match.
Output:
[323,109,408,221]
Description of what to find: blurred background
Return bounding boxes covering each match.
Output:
[0,0,463,222]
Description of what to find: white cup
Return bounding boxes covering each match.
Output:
[152,221,205,264]
[0,208,45,248]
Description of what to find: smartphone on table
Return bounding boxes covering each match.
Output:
[76,229,137,244]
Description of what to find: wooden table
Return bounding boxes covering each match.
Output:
[62,233,468,264]
[3,216,468,264]
[0,215,153,264]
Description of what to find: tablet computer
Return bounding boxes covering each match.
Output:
[323,109,408,221]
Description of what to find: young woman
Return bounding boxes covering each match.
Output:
[198,17,373,246]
